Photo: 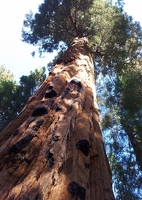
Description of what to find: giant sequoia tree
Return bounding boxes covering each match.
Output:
[0,38,114,199]
[0,0,142,199]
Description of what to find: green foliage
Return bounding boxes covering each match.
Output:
[109,151,142,200]
[0,80,16,131]
[118,65,142,174]
[96,51,142,197]
[22,0,128,56]
[18,67,46,98]
[0,65,14,81]
[119,69,142,112]
[22,0,94,53]
[22,0,142,74]
[0,66,16,131]
[96,57,142,199]
[0,66,46,132]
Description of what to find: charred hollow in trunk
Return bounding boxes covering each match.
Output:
[0,37,114,200]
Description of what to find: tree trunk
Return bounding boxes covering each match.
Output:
[121,121,142,171]
[0,38,114,200]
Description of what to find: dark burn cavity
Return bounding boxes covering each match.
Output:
[68,181,86,200]
[70,79,82,88]
[55,107,62,112]
[52,134,59,142]
[9,133,34,154]
[48,72,53,76]
[48,85,53,89]
[13,129,19,137]
[76,140,89,156]
[32,119,44,131]
[32,106,48,117]
[45,89,57,98]
[84,163,90,169]
[46,149,54,167]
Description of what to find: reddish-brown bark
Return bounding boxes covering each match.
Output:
[0,38,114,200]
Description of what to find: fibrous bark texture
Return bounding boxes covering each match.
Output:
[0,38,114,200]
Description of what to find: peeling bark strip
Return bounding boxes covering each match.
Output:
[0,38,114,200]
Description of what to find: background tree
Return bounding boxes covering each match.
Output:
[0,65,16,131]
[0,66,46,132]
[0,65,15,81]
[96,66,142,199]
[95,23,142,198]
[14,67,46,112]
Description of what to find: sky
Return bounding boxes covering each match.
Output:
[0,0,142,81]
